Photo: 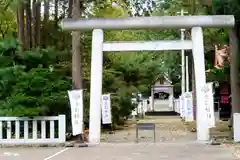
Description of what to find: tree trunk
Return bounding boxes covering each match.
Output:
[17,2,25,51]
[25,0,32,49]
[72,0,84,142]
[43,0,50,46]
[72,0,83,89]
[229,24,240,114]
[32,0,36,47]
[36,1,41,46]
[190,0,197,121]
[32,0,41,47]
[62,1,67,19]
[54,0,59,26]
[68,0,73,18]
[66,0,74,48]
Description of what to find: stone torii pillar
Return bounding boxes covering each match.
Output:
[60,15,234,144]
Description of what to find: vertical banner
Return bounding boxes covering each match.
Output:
[169,95,173,110]
[200,83,215,128]
[142,100,147,112]
[178,99,181,113]
[180,96,185,118]
[176,99,180,113]
[101,94,112,124]
[234,113,240,142]
[148,96,152,111]
[179,97,182,116]
[175,99,179,113]
[185,92,194,122]
[137,102,142,114]
[68,89,83,136]
[132,108,137,116]
[173,100,176,112]
[183,93,188,118]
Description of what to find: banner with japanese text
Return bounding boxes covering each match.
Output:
[101,94,112,124]
[200,83,215,128]
[180,95,185,118]
[184,92,194,122]
[68,89,83,136]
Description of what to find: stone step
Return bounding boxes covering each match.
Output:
[145,111,179,116]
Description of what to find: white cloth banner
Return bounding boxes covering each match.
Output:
[174,99,180,113]
[176,99,180,113]
[137,102,142,114]
[183,94,188,118]
[234,113,240,142]
[149,96,153,111]
[101,94,112,124]
[169,95,173,109]
[68,89,83,136]
[177,99,181,114]
[173,100,176,112]
[179,97,182,115]
[184,92,194,122]
[142,100,148,112]
[132,108,137,116]
[200,83,215,128]
[180,96,185,118]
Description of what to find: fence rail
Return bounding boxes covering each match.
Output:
[0,115,66,144]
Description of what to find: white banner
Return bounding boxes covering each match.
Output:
[176,99,180,113]
[131,108,137,116]
[142,100,148,112]
[174,100,177,113]
[180,96,185,118]
[174,99,180,113]
[200,83,215,128]
[101,94,112,124]
[234,113,240,142]
[178,99,180,113]
[169,95,173,109]
[148,96,152,111]
[179,97,182,115]
[184,92,194,122]
[137,102,142,114]
[173,100,176,112]
[68,89,83,136]
[183,94,188,118]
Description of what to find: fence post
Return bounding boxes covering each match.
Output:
[58,115,66,143]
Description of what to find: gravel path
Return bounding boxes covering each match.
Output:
[101,116,196,143]
[88,116,239,160]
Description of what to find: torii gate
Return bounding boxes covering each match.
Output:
[61,15,235,144]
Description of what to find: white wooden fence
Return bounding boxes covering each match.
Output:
[0,115,66,144]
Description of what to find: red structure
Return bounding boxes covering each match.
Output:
[218,82,231,119]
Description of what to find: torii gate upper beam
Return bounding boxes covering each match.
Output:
[60,15,234,30]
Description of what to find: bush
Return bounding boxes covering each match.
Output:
[0,37,136,129]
